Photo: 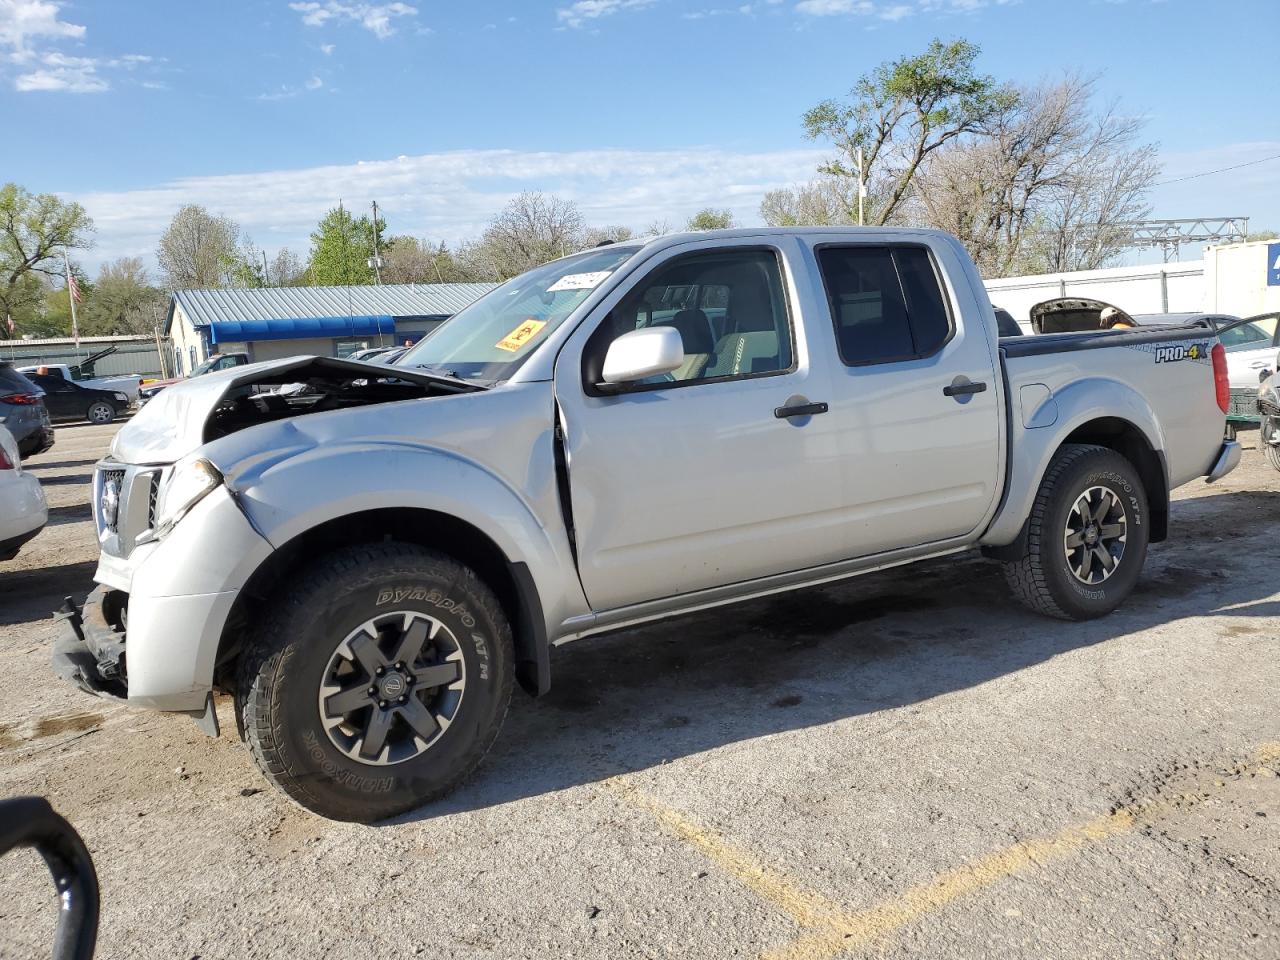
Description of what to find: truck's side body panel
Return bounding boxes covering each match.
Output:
[984,326,1224,546]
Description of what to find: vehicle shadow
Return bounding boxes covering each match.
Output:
[24,458,99,471]
[389,486,1280,825]
[44,504,92,528]
[0,559,97,627]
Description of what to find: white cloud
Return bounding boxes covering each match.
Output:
[305,75,323,89]
[795,0,872,14]
[69,146,826,270]
[0,0,84,59]
[15,51,105,92]
[1,0,161,92]
[320,42,335,53]
[556,0,655,29]
[288,1,418,38]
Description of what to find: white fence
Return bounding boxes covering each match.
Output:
[984,261,1205,330]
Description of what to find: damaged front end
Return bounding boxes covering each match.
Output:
[112,355,482,465]
[52,588,127,701]
[204,358,482,442]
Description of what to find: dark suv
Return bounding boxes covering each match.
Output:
[0,363,54,459]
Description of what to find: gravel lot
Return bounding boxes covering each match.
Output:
[2,420,1278,959]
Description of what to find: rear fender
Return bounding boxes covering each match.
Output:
[981,378,1166,548]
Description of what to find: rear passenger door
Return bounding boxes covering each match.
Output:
[814,242,1002,557]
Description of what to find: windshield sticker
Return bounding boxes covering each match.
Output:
[495,318,548,353]
[546,271,612,293]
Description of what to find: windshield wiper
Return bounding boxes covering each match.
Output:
[412,364,492,389]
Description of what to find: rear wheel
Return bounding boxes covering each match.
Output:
[1003,444,1149,620]
[237,543,514,821]
[86,401,115,424]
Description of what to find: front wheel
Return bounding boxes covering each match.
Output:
[86,401,115,424]
[237,543,514,821]
[1003,444,1149,621]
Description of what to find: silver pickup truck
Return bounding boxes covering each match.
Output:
[55,228,1238,821]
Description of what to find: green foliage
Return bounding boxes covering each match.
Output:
[1247,230,1279,242]
[802,38,1014,225]
[0,182,94,335]
[307,205,385,286]
[81,257,166,335]
[685,208,736,231]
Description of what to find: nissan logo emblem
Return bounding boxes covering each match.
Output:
[100,479,120,528]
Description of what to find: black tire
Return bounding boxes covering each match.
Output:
[1002,444,1149,621]
[237,542,514,822]
[86,401,115,425]
[1266,444,1280,473]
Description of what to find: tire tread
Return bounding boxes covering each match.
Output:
[237,542,513,821]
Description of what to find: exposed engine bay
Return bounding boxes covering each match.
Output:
[203,357,479,442]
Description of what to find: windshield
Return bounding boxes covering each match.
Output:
[399,246,639,381]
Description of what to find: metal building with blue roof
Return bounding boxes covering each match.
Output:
[163,283,496,374]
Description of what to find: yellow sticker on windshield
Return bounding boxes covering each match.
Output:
[495,318,547,353]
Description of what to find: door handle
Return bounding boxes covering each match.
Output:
[942,378,988,399]
[774,401,829,419]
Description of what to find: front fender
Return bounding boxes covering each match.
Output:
[982,377,1166,546]
[228,440,587,635]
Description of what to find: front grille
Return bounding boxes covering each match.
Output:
[146,475,159,530]
[99,468,126,533]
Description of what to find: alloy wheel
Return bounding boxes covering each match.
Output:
[317,611,466,766]
[1063,485,1128,585]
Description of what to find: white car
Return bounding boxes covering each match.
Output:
[0,423,48,561]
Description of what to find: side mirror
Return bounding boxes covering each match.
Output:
[600,327,684,387]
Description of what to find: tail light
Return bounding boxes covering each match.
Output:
[1211,342,1229,414]
[0,393,42,405]
[0,447,13,470]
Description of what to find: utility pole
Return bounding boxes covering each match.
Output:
[261,250,269,286]
[368,200,384,285]
[855,146,866,227]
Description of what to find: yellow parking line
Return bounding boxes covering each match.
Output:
[603,742,1280,960]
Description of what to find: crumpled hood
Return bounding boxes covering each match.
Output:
[110,355,466,465]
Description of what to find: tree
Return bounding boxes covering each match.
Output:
[912,75,1158,275]
[1247,230,1279,243]
[268,247,306,286]
[81,257,166,335]
[464,193,586,281]
[802,38,1015,226]
[0,182,94,335]
[156,205,243,289]
[760,180,854,227]
[583,225,635,246]
[685,208,735,231]
[307,204,384,285]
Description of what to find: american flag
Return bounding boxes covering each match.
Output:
[67,271,82,304]
[5,315,13,335]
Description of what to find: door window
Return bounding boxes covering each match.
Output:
[584,248,793,390]
[817,245,954,366]
[1219,318,1275,352]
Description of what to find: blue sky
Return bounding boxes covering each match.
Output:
[3,0,1278,272]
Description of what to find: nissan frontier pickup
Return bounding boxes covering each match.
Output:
[54,228,1239,820]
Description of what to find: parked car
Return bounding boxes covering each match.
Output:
[25,372,129,424]
[19,346,143,401]
[0,362,54,459]
[347,346,400,362]
[137,352,249,406]
[55,227,1237,821]
[0,423,48,561]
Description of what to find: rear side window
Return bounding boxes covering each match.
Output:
[0,364,38,394]
[817,245,954,366]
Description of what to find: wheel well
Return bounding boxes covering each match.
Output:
[215,508,548,701]
[1062,417,1168,543]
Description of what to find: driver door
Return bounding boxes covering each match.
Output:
[554,239,845,612]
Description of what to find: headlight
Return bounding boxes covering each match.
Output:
[153,457,223,535]
[114,392,129,401]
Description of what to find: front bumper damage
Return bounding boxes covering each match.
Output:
[52,588,126,700]
[52,586,222,736]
